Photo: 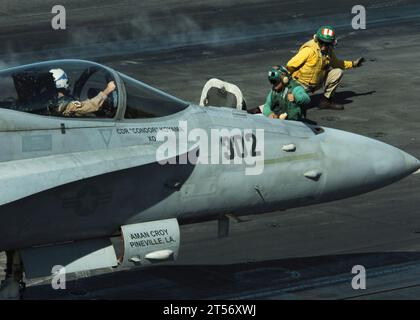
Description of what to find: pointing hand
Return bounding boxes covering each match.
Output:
[353,57,365,68]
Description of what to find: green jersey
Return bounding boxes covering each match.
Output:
[263,79,310,121]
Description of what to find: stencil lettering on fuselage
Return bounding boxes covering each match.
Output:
[22,135,52,152]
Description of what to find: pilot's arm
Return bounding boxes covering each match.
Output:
[62,81,116,116]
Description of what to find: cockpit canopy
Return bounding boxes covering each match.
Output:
[0,59,188,119]
[120,73,188,119]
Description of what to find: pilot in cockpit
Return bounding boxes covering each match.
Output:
[47,68,116,117]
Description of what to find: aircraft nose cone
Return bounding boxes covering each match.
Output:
[319,128,420,201]
[402,152,420,175]
[369,147,419,180]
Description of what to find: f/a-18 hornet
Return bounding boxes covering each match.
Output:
[0,60,419,298]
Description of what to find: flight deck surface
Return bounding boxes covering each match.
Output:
[1,0,420,300]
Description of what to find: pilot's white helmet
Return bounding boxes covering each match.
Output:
[49,68,69,89]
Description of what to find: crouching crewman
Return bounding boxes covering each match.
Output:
[286,25,364,110]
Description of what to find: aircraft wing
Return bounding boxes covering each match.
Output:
[0,144,160,206]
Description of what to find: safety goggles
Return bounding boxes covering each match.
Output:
[318,40,332,47]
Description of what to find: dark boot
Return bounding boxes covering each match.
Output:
[318,96,344,110]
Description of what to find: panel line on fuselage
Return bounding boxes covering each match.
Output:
[262,153,320,166]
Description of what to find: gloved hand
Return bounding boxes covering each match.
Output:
[105,81,116,94]
[279,113,288,120]
[287,93,295,102]
[353,57,365,68]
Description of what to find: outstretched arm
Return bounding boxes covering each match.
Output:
[63,81,116,116]
[330,51,356,69]
[99,81,117,106]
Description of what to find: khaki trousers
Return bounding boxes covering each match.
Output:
[300,68,344,99]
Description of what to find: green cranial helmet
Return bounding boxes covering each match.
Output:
[268,66,290,85]
[268,68,280,85]
[316,25,336,44]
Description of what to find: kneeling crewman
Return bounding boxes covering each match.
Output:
[262,66,310,121]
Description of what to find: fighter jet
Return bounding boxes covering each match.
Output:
[0,59,419,298]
